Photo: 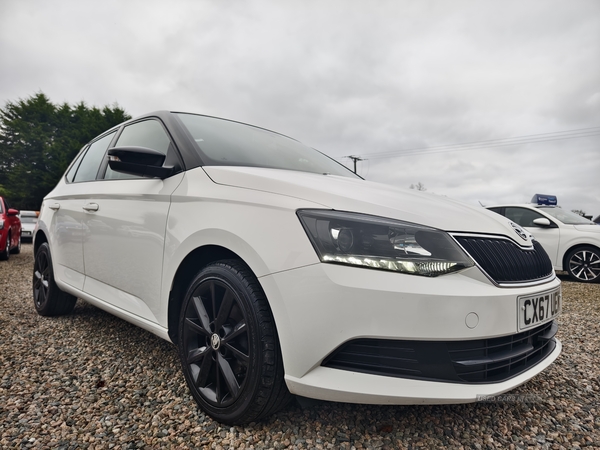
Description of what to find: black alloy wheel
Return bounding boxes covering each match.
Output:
[33,242,77,316]
[566,246,600,283]
[184,277,250,408]
[178,260,291,424]
[33,244,51,309]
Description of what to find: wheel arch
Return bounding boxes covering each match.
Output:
[33,229,49,254]
[167,244,261,343]
[1,230,10,259]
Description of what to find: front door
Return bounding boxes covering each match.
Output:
[81,119,184,323]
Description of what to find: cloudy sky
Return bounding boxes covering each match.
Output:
[1,0,599,216]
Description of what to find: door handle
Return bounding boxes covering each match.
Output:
[83,203,99,212]
[49,203,60,211]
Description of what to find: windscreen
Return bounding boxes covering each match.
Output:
[176,113,357,178]
[538,207,594,225]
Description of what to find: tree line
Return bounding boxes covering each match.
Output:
[0,92,130,210]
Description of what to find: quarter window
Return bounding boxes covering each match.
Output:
[65,146,88,183]
[104,120,174,180]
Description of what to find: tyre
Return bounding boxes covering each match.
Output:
[11,233,21,254]
[178,260,291,424]
[0,233,10,261]
[33,242,77,316]
[566,246,600,283]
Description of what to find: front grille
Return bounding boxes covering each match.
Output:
[322,321,557,384]
[453,237,553,284]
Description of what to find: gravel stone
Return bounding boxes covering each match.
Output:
[1,244,599,448]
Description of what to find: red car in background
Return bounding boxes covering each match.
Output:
[0,196,21,260]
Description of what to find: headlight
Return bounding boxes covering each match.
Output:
[297,210,474,276]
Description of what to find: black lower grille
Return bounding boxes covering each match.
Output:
[322,321,557,384]
[453,237,553,284]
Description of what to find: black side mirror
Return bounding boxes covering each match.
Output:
[107,146,173,179]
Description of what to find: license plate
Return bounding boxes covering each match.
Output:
[22,231,31,236]
[518,287,561,331]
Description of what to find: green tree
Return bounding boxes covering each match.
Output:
[0,92,130,209]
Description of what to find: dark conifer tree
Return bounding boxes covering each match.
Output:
[0,92,130,209]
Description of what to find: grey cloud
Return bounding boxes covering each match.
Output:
[1,0,598,214]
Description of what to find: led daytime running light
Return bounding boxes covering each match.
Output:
[322,254,460,276]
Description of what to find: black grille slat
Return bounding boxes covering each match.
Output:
[454,237,553,283]
[454,343,534,366]
[322,321,557,384]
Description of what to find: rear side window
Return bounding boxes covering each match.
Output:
[73,132,115,183]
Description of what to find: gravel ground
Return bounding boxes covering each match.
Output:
[1,244,599,449]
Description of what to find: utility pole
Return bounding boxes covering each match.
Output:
[345,155,364,174]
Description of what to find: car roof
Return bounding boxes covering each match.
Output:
[486,204,557,209]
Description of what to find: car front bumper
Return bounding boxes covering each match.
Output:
[285,340,561,404]
[260,262,561,404]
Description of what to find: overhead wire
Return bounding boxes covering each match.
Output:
[354,126,600,160]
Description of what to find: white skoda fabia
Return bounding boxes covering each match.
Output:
[33,111,562,424]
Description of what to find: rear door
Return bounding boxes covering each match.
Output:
[47,133,117,290]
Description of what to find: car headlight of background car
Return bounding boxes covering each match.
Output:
[297,209,474,276]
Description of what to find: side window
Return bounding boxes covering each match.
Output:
[104,120,175,180]
[73,133,115,183]
[504,208,545,227]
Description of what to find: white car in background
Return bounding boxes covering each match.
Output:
[19,210,38,241]
[33,111,562,424]
[487,202,600,283]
